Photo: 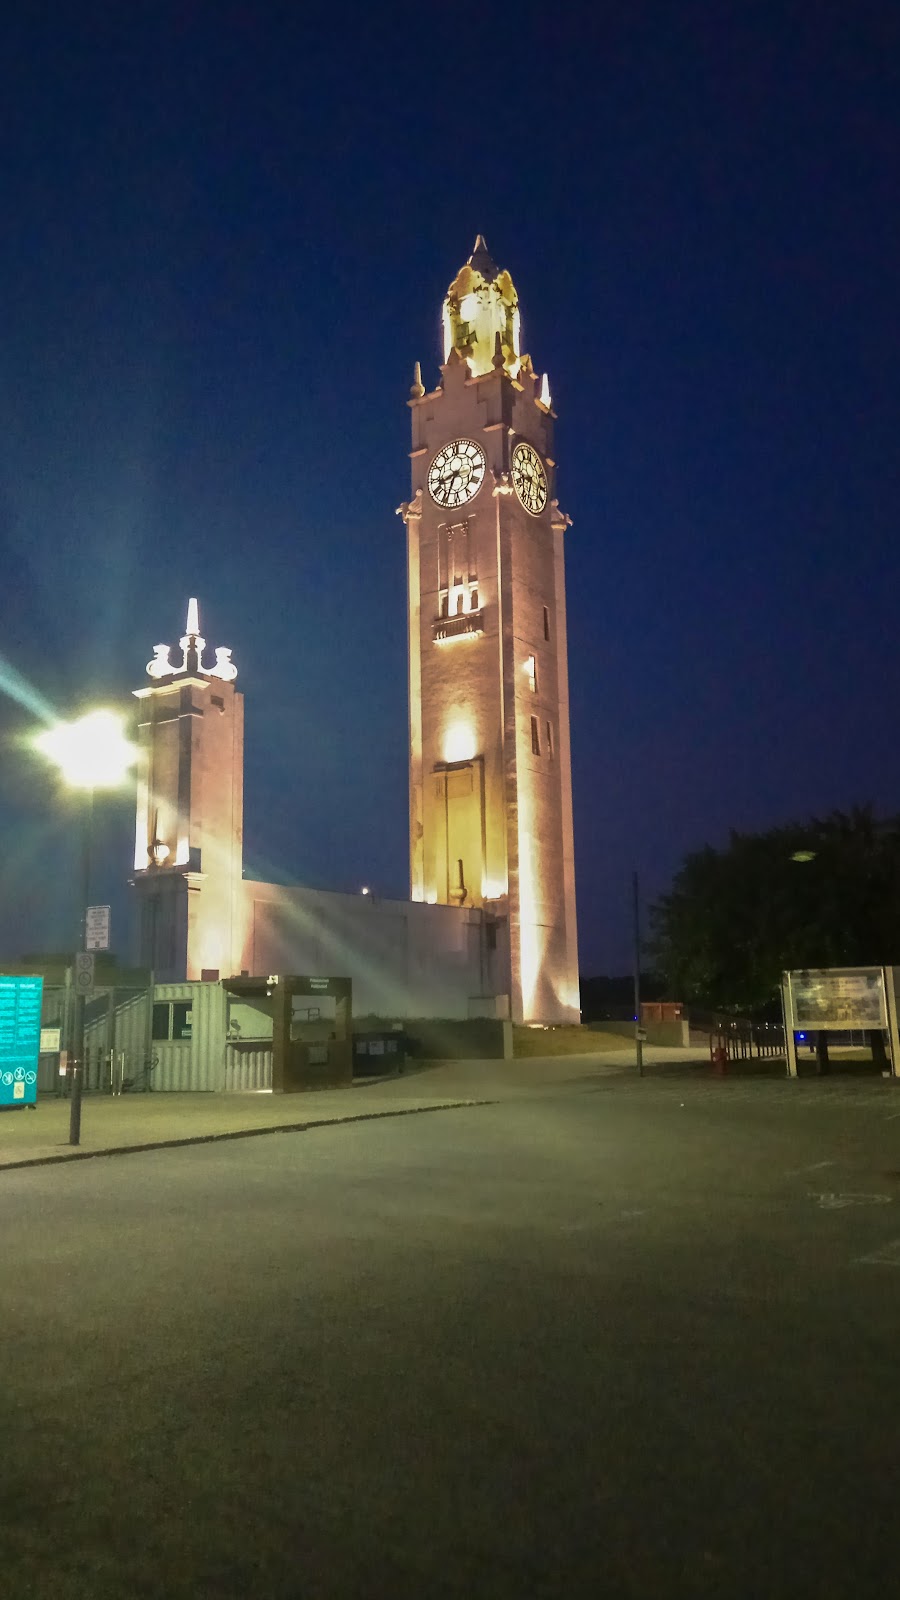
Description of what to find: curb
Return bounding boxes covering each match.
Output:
[0,1098,495,1173]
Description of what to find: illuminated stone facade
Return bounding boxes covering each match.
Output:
[130,601,505,1015]
[400,238,579,1023]
[129,241,579,1021]
[131,602,244,982]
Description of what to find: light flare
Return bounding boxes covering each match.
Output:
[34,710,137,791]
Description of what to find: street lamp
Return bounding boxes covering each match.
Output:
[34,709,137,1144]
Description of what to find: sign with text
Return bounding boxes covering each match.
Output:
[85,905,111,951]
[786,968,887,1032]
[40,1027,61,1053]
[0,974,43,1106]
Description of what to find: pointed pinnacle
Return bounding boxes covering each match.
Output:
[410,359,425,398]
[468,234,500,280]
[186,597,200,636]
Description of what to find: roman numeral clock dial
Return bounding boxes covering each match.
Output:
[428,438,486,509]
[511,441,548,515]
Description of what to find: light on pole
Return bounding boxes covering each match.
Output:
[34,709,137,1145]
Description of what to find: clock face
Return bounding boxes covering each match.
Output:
[511,441,548,515]
[428,438,486,509]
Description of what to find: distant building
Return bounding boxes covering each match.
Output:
[131,240,579,1023]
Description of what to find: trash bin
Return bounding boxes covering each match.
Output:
[353,1031,408,1077]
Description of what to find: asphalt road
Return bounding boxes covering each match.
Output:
[3,1075,900,1598]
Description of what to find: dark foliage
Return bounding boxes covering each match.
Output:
[649,809,900,1013]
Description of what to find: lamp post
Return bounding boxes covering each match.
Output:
[34,709,136,1145]
[632,869,643,1077]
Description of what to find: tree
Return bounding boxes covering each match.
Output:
[649,809,900,1014]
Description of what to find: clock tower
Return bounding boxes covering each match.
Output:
[400,238,579,1024]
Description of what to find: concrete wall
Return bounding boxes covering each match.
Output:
[241,882,509,1022]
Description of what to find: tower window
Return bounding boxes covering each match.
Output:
[524,655,537,694]
[543,606,550,641]
[530,716,541,755]
[439,520,476,592]
[546,721,554,758]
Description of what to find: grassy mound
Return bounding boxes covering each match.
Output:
[512,1024,632,1057]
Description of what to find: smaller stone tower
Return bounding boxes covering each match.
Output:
[131,600,244,981]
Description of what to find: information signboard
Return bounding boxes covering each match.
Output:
[0,974,43,1107]
[786,968,887,1032]
[85,905,111,952]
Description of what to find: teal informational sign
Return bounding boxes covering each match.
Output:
[0,974,43,1107]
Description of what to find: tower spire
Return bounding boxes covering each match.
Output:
[442,236,522,377]
[181,597,205,676]
[468,234,499,279]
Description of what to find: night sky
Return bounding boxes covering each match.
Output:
[1,2,898,973]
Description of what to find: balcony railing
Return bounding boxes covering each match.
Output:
[433,609,484,642]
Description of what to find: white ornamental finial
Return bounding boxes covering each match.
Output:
[144,598,238,684]
[210,646,237,682]
[146,644,175,679]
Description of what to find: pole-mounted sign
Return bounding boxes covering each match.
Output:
[74,952,95,997]
[85,905,111,952]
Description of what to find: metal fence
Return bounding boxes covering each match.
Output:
[53,1046,160,1096]
[700,1017,785,1060]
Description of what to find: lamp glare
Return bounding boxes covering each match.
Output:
[35,710,137,790]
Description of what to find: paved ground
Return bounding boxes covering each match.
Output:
[3,1069,900,1597]
[0,1048,694,1167]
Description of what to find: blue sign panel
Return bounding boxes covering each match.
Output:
[0,975,43,1107]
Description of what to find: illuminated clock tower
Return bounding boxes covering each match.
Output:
[399,237,579,1023]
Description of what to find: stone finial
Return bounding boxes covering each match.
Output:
[410,360,425,398]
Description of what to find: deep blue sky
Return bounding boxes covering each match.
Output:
[1,1,898,972]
